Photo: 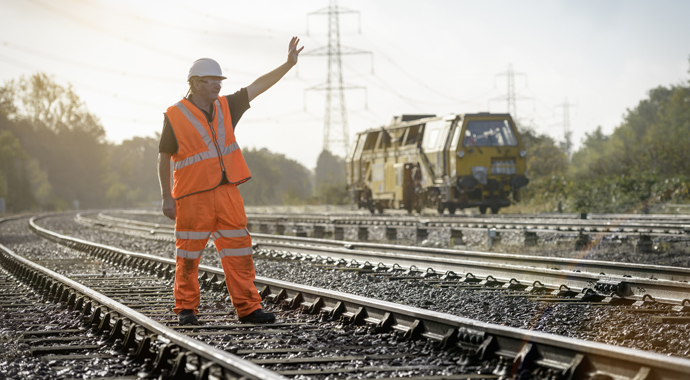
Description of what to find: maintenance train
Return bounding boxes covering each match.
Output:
[345,113,529,214]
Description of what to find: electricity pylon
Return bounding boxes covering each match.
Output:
[490,63,531,121]
[304,0,371,156]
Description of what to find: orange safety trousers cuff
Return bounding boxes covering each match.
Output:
[172,184,262,318]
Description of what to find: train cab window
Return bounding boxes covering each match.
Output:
[404,124,423,146]
[463,120,518,147]
[363,131,380,150]
[422,119,446,151]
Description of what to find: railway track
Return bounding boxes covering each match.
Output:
[117,209,690,255]
[84,211,690,305]
[243,213,690,237]
[4,213,690,379]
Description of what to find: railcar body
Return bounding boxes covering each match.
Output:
[346,113,529,214]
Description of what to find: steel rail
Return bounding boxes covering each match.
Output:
[87,212,690,304]
[1,216,284,380]
[103,209,690,233]
[30,214,690,379]
[244,214,690,235]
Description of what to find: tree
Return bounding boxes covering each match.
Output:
[0,130,34,212]
[511,124,572,212]
[313,150,348,205]
[239,148,283,205]
[106,136,160,207]
[570,126,610,179]
[0,73,107,209]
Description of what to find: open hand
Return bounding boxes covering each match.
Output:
[288,36,304,65]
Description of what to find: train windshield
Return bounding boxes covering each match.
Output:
[463,120,518,147]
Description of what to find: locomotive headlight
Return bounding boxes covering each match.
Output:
[457,150,465,158]
[519,150,527,157]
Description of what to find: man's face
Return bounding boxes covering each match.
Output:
[194,76,224,103]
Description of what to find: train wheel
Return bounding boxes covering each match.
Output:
[491,205,500,214]
[367,201,375,214]
[404,200,413,214]
[376,203,385,214]
[436,202,445,214]
[479,206,487,214]
[448,206,456,215]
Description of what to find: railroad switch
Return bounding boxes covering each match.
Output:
[594,280,632,297]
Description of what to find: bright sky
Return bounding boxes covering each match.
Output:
[1,0,689,169]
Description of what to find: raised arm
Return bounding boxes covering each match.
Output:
[246,36,304,102]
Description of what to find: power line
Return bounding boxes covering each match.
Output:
[26,0,191,64]
[0,41,178,83]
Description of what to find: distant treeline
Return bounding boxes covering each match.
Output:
[0,63,688,214]
[514,58,690,213]
[0,73,347,212]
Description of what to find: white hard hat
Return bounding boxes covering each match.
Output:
[187,58,227,81]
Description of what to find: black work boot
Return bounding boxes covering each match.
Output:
[178,309,199,325]
[238,309,275,324]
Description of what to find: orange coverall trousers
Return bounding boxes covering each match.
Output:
[172,184,262,318]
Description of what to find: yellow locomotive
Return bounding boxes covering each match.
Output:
[346,113,528,214]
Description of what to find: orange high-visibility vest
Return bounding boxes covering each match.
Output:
[165,97,251,199]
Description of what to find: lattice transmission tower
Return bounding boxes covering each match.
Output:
[556,98,575,156]
[304,0,370,156]
[491,64,530,121]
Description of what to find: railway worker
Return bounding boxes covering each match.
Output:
[158,37,304,326]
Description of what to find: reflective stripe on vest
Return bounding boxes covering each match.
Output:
[218,247,252,258]
[166,96,251,199]
[172,101,240,171]
[211,229,249,241]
